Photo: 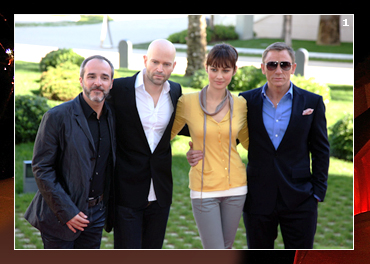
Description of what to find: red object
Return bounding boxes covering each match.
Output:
[354,142,370,215]
[294,212,370,264]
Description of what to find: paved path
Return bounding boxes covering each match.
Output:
[15,16,353,85]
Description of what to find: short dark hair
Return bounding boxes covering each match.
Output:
[80,55,114,79]
[206,43,238,70]
[262,42,295,64]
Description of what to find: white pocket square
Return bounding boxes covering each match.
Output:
[302,108,314,115]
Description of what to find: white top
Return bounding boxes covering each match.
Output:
[135,69,174,201]
[190,186,247,199]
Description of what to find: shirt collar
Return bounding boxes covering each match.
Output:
[135,68,170,94]
[261,81,293,99]
[79,93,108,119]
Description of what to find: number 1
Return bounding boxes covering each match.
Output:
[343,19,349,27]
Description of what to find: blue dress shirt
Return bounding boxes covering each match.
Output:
[262,82,293,150]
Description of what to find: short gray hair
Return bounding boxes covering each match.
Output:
[262,42,295,64]
[80,55,114,79]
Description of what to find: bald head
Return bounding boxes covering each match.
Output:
[147,39,176,62]
[143,39,177,87]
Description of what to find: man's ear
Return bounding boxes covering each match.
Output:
[143,55,148,68]
[261,63,266,75]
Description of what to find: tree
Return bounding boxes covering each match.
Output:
[185,15,207,76]
[317,15,340,45]
[282,15,292,47]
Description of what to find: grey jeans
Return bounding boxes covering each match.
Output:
[191,194,246,249]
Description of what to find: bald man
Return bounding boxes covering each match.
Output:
[106,39,183,249]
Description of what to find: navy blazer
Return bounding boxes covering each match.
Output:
[239,84,330,215]
[107,72,182,211]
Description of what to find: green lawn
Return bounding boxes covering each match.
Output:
[14,61,353,249]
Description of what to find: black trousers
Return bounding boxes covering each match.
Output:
[113,201,171,249]
[243,192,318,249]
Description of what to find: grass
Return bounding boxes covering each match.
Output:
[14,61,353,249]
[14,141,353,249]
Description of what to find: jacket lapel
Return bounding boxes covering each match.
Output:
[72,95,95,152]
[251,88,276,150]
[105,103,116,164]
[124,73,152,152]
[168,82,180,108]
[124,74,143,124]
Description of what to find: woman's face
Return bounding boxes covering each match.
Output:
[206,65,237,90]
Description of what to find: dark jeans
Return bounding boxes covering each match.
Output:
[41,203,106,249]
[114,201,171,249]
[244,193,318,249]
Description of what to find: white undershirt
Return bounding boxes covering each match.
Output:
[135,69,173,201]
[190,186,248,199]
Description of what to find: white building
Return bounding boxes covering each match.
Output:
[213,14,353,42]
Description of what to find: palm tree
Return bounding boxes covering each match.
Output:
[185,15,207,76]
[282,15,292,47]
[317,15,340,45]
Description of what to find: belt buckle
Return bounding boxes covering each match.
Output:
[88,197,96,208]
[88,195,101,207]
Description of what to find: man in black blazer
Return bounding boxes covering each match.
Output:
[25,55,116,248]
[187,42,330,249]
[107,39,183,249]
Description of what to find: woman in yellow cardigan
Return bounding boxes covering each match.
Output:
[171,43,249,249]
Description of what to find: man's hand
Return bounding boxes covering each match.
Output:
[66,212,89,233]
[186,141,203,167]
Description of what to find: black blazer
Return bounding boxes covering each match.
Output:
[107,72,182,210]
[239,84,330,215]
[25,94,116,241]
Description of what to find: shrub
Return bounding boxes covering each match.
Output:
[228,66,266,91]
[290,75,331,104]
[189,67,332,100]
[168,25,238,44]
[190,69,209,89]
[39,48,84,72]
[212,25,238,41]
[190,65,265,91]
[40,62,82,101]
[15,95,50,144]
[329,114,353,161]
[168,29,188,44]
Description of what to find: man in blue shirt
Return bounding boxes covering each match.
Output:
[187,42,329,249]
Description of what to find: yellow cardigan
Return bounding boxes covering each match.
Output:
[171,92,249,192]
